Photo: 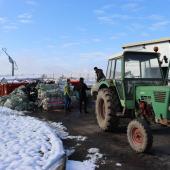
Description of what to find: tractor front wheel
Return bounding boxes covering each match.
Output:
[127,119,153,153]
[96,88,119,131]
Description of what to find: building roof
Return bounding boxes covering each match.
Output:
[122,37,170,49]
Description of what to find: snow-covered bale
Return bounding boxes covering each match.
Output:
[0,107,66,170]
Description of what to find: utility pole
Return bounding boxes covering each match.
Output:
[2,48,18,76]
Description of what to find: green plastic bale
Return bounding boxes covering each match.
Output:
[0,96,8,106]
[4,99,14,109]
[38,89,64,99]
[10,96,24,106]
[37,83,58,91]
[27,102,37,111]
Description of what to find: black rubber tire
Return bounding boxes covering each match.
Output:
[95,88,119,131]
[127,119,153,153]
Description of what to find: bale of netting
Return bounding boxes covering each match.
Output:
[0,96,8,105]
[37,83,65,110]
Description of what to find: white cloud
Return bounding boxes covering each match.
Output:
[147,14,164,21]
[0,17,7,24]
[92,38,101,42]
[121,2,142,12]
[101,4,115,10]
[149,21,170,30]
[80,52,107,60]
[60,35,70,39]
[0,12,33,32]
[93,9,105,15]
[17,13,33,23]
[61,42,80,48]
[25,0,37,6]
[76,27,87,32]
[0,16,18,32]
[112,14,132,20]
[140,32,150,37]
[94,4,138,25]
[2,23,18,31]
[47,44,57,49]
[110,32,127,40]
[94,2,167,28]
[97,16,116,25]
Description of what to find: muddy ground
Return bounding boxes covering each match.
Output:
[28,106,170,170]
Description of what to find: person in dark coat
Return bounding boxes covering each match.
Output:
[78,77,90,113]
[94,67,105,82]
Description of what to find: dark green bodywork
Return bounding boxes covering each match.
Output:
[136,86,170,120]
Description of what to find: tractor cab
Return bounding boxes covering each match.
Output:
[106,51,164,109]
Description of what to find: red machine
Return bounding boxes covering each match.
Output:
[70,79,80,86]
[0,82,27,96]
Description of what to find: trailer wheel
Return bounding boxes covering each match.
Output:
[96,88,119,131]
[127,119,153,153]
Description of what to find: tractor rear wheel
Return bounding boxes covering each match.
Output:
[95,88,119,131]
[127,119,153,153]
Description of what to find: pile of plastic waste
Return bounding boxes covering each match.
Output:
[0,86,36,111]
[0,81,79,111]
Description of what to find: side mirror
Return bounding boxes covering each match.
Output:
[163,56,168,63]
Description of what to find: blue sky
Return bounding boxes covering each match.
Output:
[0,0,170,77]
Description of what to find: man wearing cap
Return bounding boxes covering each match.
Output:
[94,67,105,82]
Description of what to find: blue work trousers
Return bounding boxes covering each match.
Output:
[64,95,71,111]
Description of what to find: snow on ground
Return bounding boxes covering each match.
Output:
[116,163,122,167]
[48,121,87,141]
[49,122,69,139]
[0,107,103,170]
[0,107,65,170]
[66,147,103,170]
[67,135,87,141]
[66,160,95,170]
[65,149,75,157]
[48,122,103,170]
[0,106,24,116]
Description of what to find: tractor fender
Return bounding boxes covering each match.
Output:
[91,79,114,99]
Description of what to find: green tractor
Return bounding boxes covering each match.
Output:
[92,50,170,153]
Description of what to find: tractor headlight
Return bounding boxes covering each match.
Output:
[168,106,170,111]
